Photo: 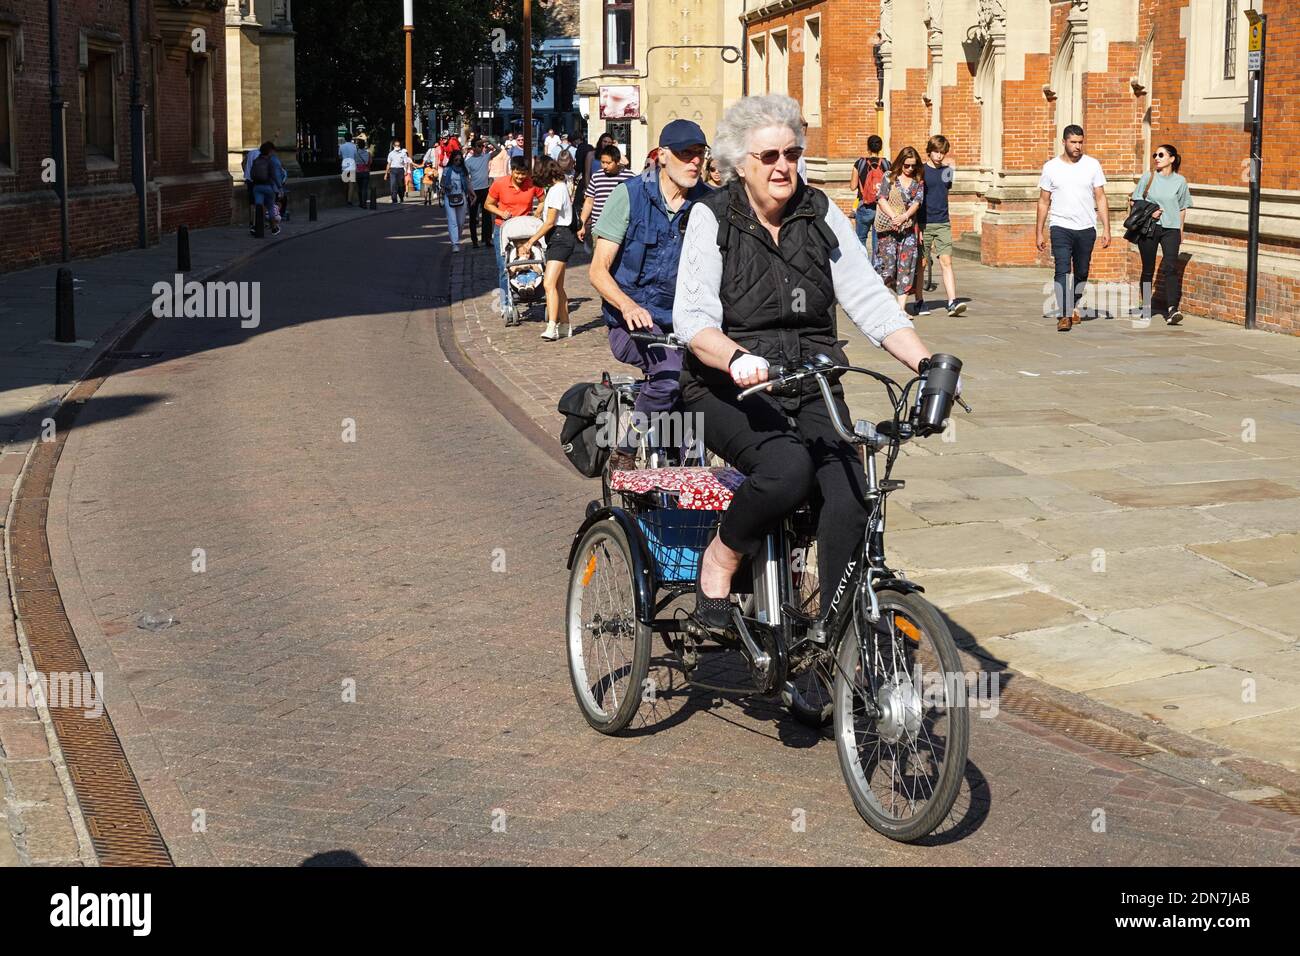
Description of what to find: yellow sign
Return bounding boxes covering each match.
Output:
[1249,21,1263,53]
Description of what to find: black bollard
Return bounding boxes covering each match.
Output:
[177,225,191,272]
[254,204,265,239]
[55,268,76,343]
[309,194,318,222]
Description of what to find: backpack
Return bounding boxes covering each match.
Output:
[251,154,274,186]
[557,382,617,478]
[856,157,886,205]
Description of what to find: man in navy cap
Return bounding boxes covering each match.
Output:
[589,119,712,469]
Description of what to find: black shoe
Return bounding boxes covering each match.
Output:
[694,579,733,630]
[947,300,966,317]
[1166,309,1184,326]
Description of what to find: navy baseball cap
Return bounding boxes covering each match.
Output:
[659,119,708,151]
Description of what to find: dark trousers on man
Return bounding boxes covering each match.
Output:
[1050,225,1096,319]
[607,322,683,445]
[389,169,405,204]
[1137,227,1183,316]
[469,188,492,247]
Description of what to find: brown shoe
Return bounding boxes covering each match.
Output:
[1057,315,1072,332]
[607,449,637,472]
[1070,310,1082,326]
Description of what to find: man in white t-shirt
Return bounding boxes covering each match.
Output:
[1036,125,1110,332]
[544,129,560,161]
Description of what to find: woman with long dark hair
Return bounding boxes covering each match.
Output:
[519,157,576,341]
[1131,143,1193,325]
[871,145,926,311]
[441,150,471,252]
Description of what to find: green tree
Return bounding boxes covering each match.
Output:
[296,0,554,158]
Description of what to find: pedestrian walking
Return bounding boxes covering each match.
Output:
[487,137,510,182]
[421,155,437,206]
[1036,125,1110,332]
[442,150,471,252]
[1129,144,1192,325]
[519,157,577,340]
[572,133,594,235]
[919,135,966,317]
[578,143,632,250]
[704,155,723,188]
[464,140,494,249]
[386,140,410,204]
[340,132,358,205]
[588,119,711,469]
[544,128,560,160]
[248,141,285,236]
[243,145,261,228]
[871,146,925,311]
[355,137,372,208]
[484,156,544,321]
[850,134,890,256]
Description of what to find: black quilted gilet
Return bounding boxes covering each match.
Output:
[682,180,847,410]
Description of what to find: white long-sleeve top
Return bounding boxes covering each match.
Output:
[672,197,913,349]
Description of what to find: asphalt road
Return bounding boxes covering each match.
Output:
[48,204,1300,865]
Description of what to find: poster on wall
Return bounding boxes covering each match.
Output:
[598,85,641,120]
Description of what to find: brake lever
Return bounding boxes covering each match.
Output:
[955,395,972,414]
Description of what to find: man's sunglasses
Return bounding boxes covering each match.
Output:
[748,146,804,165]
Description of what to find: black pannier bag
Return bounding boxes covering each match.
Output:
[557,382,617,478]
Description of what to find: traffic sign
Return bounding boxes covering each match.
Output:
[1248,49,1262,71]
[1248,20,1263,52]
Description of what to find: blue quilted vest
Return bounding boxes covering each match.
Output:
[602,168,710,329]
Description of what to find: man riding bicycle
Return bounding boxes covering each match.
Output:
[589,120,713,471]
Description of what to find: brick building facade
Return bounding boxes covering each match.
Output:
[0,0,231,273]
[744,0,1297,335]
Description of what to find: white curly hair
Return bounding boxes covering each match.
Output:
[711,94,805,185]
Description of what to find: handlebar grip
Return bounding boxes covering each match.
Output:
[628,331,669,344]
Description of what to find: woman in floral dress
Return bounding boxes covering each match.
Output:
[872,146,926,311]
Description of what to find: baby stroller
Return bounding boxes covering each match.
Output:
[499,215,547,327]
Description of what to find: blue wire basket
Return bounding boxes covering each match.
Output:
[635,506,719,584]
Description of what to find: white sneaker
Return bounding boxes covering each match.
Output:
[540,322,559,341]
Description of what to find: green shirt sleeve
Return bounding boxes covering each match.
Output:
[1177,177,1193,209]
[592,183,631,244]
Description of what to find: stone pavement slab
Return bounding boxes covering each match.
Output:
[979,621,1204,693]
[1190,533,1300,587]
[1089,666,1300,732]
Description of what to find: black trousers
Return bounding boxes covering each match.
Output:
[469,188,492,246]
[1137,227,1183,314]
[1049,225,1096,318]
[684,386,870,612]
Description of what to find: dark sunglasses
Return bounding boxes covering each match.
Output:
[1153,151,1171,158]
[748,146,804,165]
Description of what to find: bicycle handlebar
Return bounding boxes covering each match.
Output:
[737,354,971,448]
[628,331,685,350]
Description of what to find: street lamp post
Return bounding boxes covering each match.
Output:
[523,0,533,160]
[403,0,414,154]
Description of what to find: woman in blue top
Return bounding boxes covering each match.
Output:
[1130,144,1193,325]
[441,150,471,253]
